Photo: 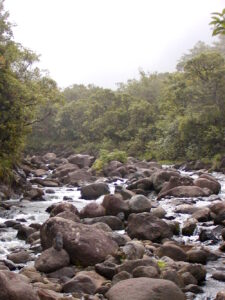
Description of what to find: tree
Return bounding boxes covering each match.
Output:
[210,8,225,36]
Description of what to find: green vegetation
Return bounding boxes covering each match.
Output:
[93,150,127,173]
[0,0,61,181]
[0,0,225,180]
[210,8,225,36]
[157,260,167,269]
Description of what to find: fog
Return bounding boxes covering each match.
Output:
[5,0,224,88]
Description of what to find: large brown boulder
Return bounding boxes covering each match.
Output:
[155,243,187,261]
[157,176,193,199]
[0,270,39,300]
[52,163,79,179]
[128,195,151,213]
[106,277,185,300]
[63,169,93,185]
[102,194,129,215]
[79,202,106,218]
[67,154,94,168]
[35,247,70,273]
[50,202,79,217]
[40,217,118,266]
[194,178,221,194]
[158,185,207,199]
[127,212,173,241]
[81,182,110,199]
[151,170,180,192]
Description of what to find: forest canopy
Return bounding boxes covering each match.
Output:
[0,0,225,181]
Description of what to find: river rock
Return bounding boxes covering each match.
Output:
[116,258,159,274]
[82,215,123,230]
[122,241,145,260]
[192,207,210,222]
[160,269,184,288]
[127,178,153,191]
[81,182,110,199]
[40,217,118,266]
[95,261,117,279]
[67,154,94,168]
[127,212,173,241]
[132,265,159,278]
[158,176,194,199]
[112,271,132,285]
[155,244,187,261]
[128,194,151,213]
[24,188,44,201]
[194,178,221,194]
[7,250,32,264]
[35,247,70,273]
[50,202,79,217]
[80,202,105,218]
[106,277,186,300]
[0,270,39,300]
[187,249,207,264]
[16,225,36,240]
[178,264,206,283]
[182,218,197,236]
[63,169,93,185]
[215,291,225,300]
[158,185,207,198]
[55,211,81,222]
[102,194,129,215]
[212,272,225,282]
[52,163,79,179]
[151,170,180,192]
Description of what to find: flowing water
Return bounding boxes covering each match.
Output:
[0,169,224,299]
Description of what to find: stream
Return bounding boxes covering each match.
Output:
[0,169,224,299]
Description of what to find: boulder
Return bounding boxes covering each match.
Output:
[50,202,79,217]
[79,202,106,218]
[35,247,70,273]
[63,169,93,185]
[112,271,132,285]
[187,249,208,264]
[67,154,94,168]
[155,244,187,261]
[52,163,79,179]
[102,194,129,215]
[132,266,159,278]
[158,185,207,198]
[82,215,123,230]
[128,195,151,213]
[122,241,145,260]
[192,208,210,222]
[157,176,193,199]
[7,250,32,264]
[182,218,197,236]
[40,217,118,266]
[194,178,221,194]
[0,270,39,300]
[127,178,153,191]
[106,277,185,300]
[24,188,44,201]
[55,211,80,223]
[81,182,110,199]
[127,212,173,242]
[215,291,225,300]
[43,153,57,162]
[151,170,180,192]
[178,264,206,283]
[117,258,159,274]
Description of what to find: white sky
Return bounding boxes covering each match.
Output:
[5,0,225,89]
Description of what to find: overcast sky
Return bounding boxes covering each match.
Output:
[5,0,224,89]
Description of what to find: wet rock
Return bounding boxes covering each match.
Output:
[181,272,198,286]
[187,249,207,264]
[62,270,105,295]
[106,277,186,300]
[175,204,198,214]
[199,229,219,243]
[215,291,225,300]
[212,271,225,282]
[178,264,206,283]
[55,211,81,223]
[194,178,221,194]
[35,247,70,273]
[41,217,118,266]
[158,176,194,199]
[155,243,187,262]
[67,154,94,168]
[151,206,166,218]
[63,169,93,185]
[50,202,79,217]
[112,271,132,285]
[30,178,59,187]
[45,189,55,194]
[79,202,106,218]
[117,187,135,200]
[7,250,32,264]
[47,266,76,279]
[183,284,203,294]
[127,212,173,242]
[82,215,123,230]
[127,178,153,192]
[132,265,159,278]
[0,270,39,300]
[128,194,151,213]
[151,170,180,192]
[192,207,210,222]
[16,225,36,240]
[81,183,110,200]
[160,269,184,288]
[182,218,197,236]
[159,185,207,198]
[116,258,159,274]
[24,188,44,201]
[222,228,225,240]
[102,194,129,215]
[95,261,117,279]
[122,241,145,260]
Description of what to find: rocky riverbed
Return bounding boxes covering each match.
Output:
[0,153,224,300]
